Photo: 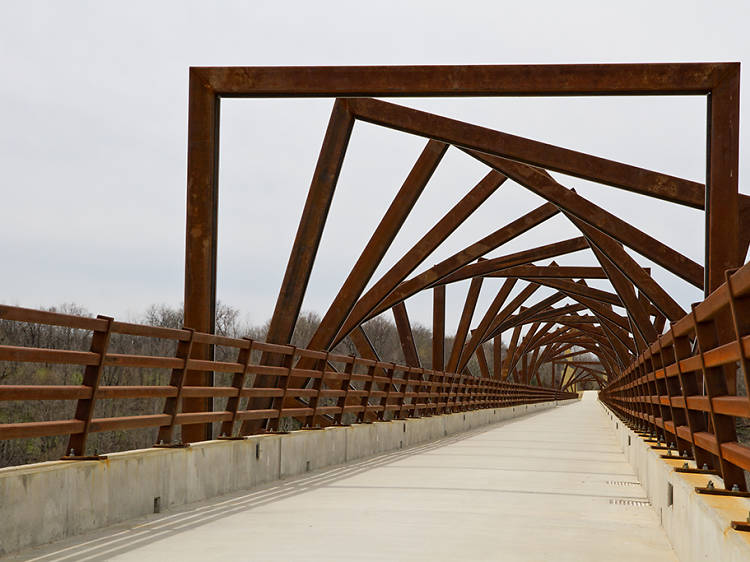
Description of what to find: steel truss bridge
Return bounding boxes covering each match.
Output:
[1,63,749,560]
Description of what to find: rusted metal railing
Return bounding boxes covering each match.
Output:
[0,304,573,458]
[600,263,750,491]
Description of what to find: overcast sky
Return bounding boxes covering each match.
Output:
[1,1,748,336]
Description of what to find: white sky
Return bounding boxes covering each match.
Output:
[1,1,748,336]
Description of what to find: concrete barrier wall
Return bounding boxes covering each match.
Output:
[0,399,577,555]
[599,401,750,562]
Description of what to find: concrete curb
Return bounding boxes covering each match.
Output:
[599,400,750,562]
[0,398,578,555]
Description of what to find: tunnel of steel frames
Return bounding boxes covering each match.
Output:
[1,63,750,495]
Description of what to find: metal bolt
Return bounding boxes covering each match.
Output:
[706,480,715,490]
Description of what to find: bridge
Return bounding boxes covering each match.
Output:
[1,64,750,561]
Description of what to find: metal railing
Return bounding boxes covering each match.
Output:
[600,263,750,490]
[0,304,574,459]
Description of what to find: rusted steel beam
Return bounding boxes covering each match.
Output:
[490,264,608,279]
[346,97,705,207]
[493,336,502,379]
[565,213,685,320]
[364,201,560,323]
[183,71,221,443]
[472,154,703,289]
[241,100,354,436]
[331,171,506,346]
[437,237,589,285]
[502,325,523,381]
[446,276,485,373]
[66,316,113,456]
[589,244,658,344]
[264,100,355,347]
[432,285,446,371]
[706,66,741,293]
[196,63,731,98]
[474,339,491,379]
[392,302,421,368]
[306,140,447,356]
[520,278,622,307]
[487,282,539,346]
[456,278,518,372]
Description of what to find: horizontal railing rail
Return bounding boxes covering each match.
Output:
[600,263,750,491]
[0,304,575,460]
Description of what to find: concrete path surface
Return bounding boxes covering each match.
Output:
[13,392,676,561]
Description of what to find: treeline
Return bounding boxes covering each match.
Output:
[0,302,502,467]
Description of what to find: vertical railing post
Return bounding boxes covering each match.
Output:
[156,327,196,446]
[219,337,254,439]
[334,355,356,425]
[65,315,114,459]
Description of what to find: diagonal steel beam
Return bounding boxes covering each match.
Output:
[331,171,506,346]
[469,153,703,289]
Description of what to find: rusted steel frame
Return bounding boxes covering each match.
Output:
[489,265,608,279]
[446,276,485,372]
[183,71,221,443]
[198,63,729,99]
[548,347,590,363]
[432,285,446,371]
[474,341,491,379]
[438,237,589,285]
[481,283,543,355]
[392,301,422,368]
[740,196,750,262]
[530,345,561,385]
[469,153,703,289]
[725,269,750,403]
[304,352,331,427]
[456,278,518,372]
[502,325,523,381]
[333,356,357,425]
[268,348,297,432]
[525,347,543,385]
[382,363,400,420]
[346,97,705,207]
[332,171,505,346]
[158,329,197,443]
[655,337,691,454]
[505,303,587,325]
[589,244,658,345]
[66,315,114,456]
[568,214,686,320]
[560,289,636,360]
[706,67,741,293]
[357,363,378,423]
[493,336,502,379]
[690,305,746,489]
[488,290,567,339]
[506,321,551,377]
[239,101,355,437]
[305,140,447,360]
[520,278,622,307]
[654,313,667,334]
[642,348,668,443]
[363,202,560,324]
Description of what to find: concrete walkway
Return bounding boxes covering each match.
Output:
[14,392,676,561]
